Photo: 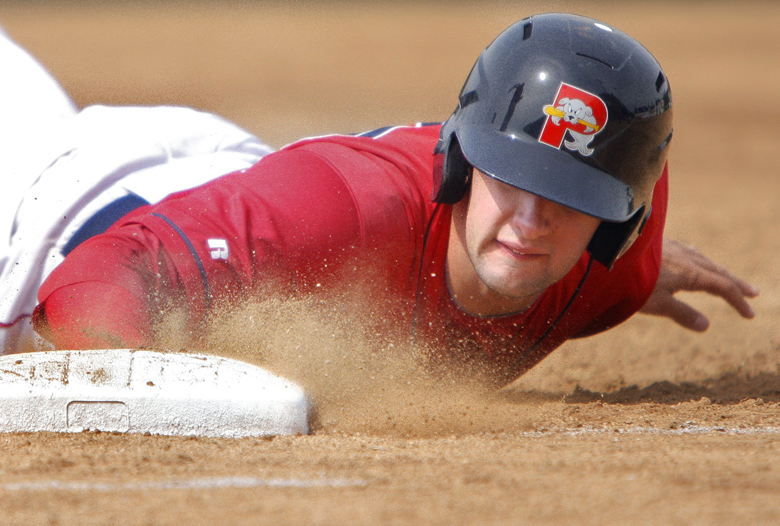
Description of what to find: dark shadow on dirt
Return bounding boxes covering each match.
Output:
[502,371,780,406]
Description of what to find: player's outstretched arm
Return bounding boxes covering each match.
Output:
[33,226,176,350]
[33,281,153,349]
[639,238,760,331]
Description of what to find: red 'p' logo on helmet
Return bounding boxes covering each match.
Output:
[538,83,609,157]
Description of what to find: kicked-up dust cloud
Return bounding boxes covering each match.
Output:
[185,295,541,438]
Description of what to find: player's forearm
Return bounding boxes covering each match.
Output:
[33,281,153,349]
[33,227,180,350]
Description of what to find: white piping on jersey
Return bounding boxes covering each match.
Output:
[363,122,431,140]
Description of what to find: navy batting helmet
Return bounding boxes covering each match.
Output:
[432,13,673,269]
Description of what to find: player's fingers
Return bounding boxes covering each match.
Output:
[660,297,710,332]
[727,273,760,298]
[640,291,710,331]
[688,271,756,319]
[730,276,760,299]
[679,245,760,298]
[694,261,759,298]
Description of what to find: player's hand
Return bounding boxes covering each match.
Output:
[639,238,759,331]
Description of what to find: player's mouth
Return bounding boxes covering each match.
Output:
[495,240,547,260]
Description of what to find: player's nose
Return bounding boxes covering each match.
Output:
[511,191,553,239]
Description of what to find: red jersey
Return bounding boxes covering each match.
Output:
[34,124,667,384]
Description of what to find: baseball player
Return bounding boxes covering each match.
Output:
[0,25,273,353]
[15,15,760,386]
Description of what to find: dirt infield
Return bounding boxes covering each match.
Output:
[1,1,780,524]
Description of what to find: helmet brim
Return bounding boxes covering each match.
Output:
[456,126,635,222]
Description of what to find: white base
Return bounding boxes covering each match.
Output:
[0,349,312,437]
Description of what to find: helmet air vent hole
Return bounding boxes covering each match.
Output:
[459,90,479,109]
[655,71,666,92]
[523,22,533,40]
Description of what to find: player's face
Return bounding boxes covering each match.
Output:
[447,169,601,316]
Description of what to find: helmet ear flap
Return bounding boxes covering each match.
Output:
[432,134,473,204]
[587,207,649,269]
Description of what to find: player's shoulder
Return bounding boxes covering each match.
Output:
[270,123,441,217]
[282,122,442,159]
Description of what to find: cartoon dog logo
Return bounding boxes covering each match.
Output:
[538,83,608,157]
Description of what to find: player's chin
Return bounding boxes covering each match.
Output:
[484,251,549,280]
[479,265,551,301]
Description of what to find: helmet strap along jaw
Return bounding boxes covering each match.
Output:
[432,134,472,204]
[586,207,647,269]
